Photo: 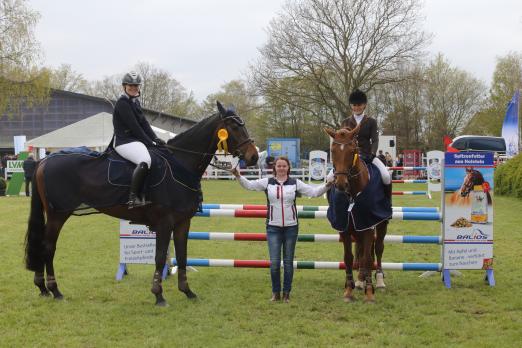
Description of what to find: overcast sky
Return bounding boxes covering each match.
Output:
[29,0,522,101]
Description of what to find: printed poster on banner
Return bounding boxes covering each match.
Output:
[309,150,327,181]
[443,152,494,270]
[119,220,156,264]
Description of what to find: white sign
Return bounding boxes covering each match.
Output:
[309,150,327,181]
[119,220,156,264]
[6,160,24,173]
[427,150,443,194]
[14,135,26,155]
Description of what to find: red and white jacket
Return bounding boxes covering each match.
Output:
[237,176,329,227]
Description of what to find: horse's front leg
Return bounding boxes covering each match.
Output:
[354,237,365,290]
[173,219,197,299]
[361,228,376,303]
[151,222,173,307]
[340,231,355,302]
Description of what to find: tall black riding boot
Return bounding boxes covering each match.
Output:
[128,162,151,209]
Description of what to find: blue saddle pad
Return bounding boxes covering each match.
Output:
[327,163,392,232]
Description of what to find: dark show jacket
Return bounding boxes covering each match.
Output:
[23,158,36,178]
[112,95,157,147]
[341,115,379,159]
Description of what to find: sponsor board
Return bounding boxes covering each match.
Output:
[119,220,156,264]
[443,152,494,270]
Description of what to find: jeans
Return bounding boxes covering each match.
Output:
[266,225,298,293]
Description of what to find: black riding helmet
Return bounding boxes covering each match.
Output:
[348,89,367,105]
[122,71,142,86]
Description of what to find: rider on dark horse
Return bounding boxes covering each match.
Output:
[340,89,392,200]
[111,71,166,208]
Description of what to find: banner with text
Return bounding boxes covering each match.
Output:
[443,152,494,270]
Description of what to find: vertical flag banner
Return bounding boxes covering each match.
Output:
[501,90,519,157]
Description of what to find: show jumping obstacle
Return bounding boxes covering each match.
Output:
[194,208,442,221]
[387,166,432,196]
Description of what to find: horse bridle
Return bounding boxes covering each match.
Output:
[166,113,254,171]
[331,138,362,180]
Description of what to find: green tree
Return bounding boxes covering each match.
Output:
[0,0,49,116]
[201,80,261,138]
[465,52,522,136]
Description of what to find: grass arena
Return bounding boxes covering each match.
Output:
[1,181,522,346]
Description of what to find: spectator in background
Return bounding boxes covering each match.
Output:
[385,152,393,167]
[23,154,37,197]
[377,150,386,165]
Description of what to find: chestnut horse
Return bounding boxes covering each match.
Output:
[24,101,258,306]
[325,126,390,303]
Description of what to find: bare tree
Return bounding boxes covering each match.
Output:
[49,64,88,92]
[423,54,486,149]
[86,62,201,118]
[250,0,430,127]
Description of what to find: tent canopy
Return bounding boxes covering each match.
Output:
[25,112,176,149]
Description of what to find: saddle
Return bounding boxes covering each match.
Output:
[327,163,392,232]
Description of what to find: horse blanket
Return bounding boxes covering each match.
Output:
[327,163,392,232]
[43,146,202,215]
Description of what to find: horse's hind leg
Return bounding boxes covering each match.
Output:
[375,222,387,289]
[43,212,71,300]
[172,219,196,299]
[151,223,173,307]
[340,232,355,302]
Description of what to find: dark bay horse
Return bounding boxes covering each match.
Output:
[325,126,390,303]
[25,101,258,306]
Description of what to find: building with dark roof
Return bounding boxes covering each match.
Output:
[0,89,196,154]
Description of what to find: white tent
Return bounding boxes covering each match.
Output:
[25,112,176,150]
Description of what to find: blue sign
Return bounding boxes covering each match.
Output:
[445,152,493,167]
[267,138,300,168]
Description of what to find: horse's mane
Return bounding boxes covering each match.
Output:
[167,113,219,146]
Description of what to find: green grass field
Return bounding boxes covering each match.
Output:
[1,181,521,347]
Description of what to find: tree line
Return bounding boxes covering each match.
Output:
[2,0,521,153]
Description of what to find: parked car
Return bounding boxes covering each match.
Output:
[449,135,506,154]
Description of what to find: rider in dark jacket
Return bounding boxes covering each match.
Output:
[112,71,165,208]
[340,89,391,199]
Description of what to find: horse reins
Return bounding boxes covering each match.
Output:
[164,116,254,171]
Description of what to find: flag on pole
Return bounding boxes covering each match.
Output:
[501,90,520,157]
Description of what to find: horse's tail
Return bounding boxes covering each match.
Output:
[25,163,46,271]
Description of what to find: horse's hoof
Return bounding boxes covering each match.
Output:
[53,294,64,300]
[39,291,51,297]
[185,291,197,299]
[343,296,355,303]
[155,300,169,307]
[364,297,376,304]
[375,274,386,289]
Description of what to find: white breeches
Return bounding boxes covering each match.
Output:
[114,141,151,167]
[372,157,391,185]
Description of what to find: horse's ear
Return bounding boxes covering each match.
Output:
[216,101,226,115]
[324,127,336,138]
[351,122,361,136]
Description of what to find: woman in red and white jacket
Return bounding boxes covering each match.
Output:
[232,156,333,303]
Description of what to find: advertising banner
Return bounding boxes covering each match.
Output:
[443,152,494,276]
[119,220,156,264]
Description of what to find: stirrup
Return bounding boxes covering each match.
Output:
[128,196,151,209]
